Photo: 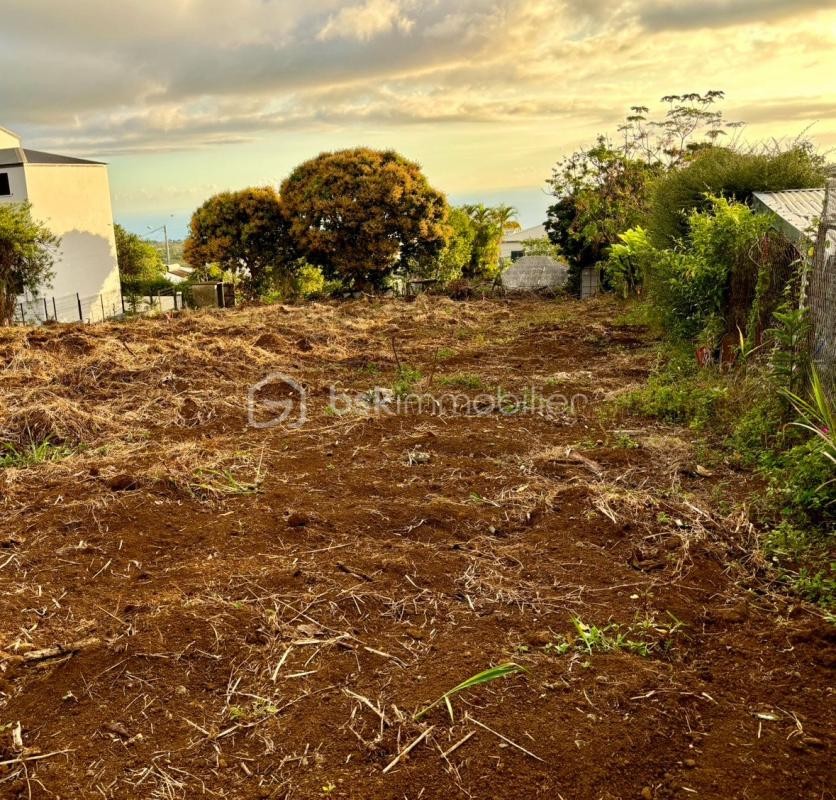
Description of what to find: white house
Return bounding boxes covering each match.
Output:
[500,223,549,261]
[0,126,121,323]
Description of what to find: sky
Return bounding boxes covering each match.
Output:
[2,0,836,238]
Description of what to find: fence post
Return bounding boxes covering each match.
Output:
[121,293,125,314]
[52,297,57,321]
[77,293,83,322]
[20,303,25,324]
[100,294,105,321]
[43,297,48,320]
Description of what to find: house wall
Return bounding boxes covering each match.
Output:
[0,165,28,203]
[22,163,121,312]
[0,129,21,148]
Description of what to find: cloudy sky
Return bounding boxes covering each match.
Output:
[2,0,835,235]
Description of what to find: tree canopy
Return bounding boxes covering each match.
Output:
[0,203,58,325]
[280,148,449,289]
[114,223,166,288]
[184,187,296,294]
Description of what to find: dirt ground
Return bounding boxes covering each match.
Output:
[0,296,832,800]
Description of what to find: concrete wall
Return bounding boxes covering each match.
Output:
[22,163,121,303]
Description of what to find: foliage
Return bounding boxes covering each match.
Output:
[280,148,449,290]
[764,439,834,523]
[461,204,505,278]
[545,137,659,293]
[184,187,296,295]
[294,263,328,299]
[617,90,742,168]
[782,367,836,469]
[644,196,772,342]
[604,226,655,298]
[393,364,422,398]
[114,223,166,285]
[0,203,58,325]
[522,237,562,259]
[648,142,826,246]
[770,305,810,394]
[0,440,73,469]
[620,367,727,428]
[424,207,475,284]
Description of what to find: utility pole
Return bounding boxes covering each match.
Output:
[147,221,173,266]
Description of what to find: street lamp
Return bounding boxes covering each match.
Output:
[147,217,174,265]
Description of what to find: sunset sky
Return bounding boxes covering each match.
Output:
[2,0,835,237]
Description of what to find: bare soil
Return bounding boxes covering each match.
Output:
[0,297,832,799]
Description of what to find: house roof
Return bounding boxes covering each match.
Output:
[0,147,105,168]
[752,189,825,241]
[502,223,548,243]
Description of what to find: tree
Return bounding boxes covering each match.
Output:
[461,204,504,278]
[545,139,658,294]
[0,203,58,325]
[280,148,449,290]
[494,204,521,232]
[184,187,296,295]
[114,223,166,287]
[413,207,475,284]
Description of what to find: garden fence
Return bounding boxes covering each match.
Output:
[13,287,183,326]
[804,173,836,393]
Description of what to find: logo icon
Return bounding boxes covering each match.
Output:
[247,372,307,429]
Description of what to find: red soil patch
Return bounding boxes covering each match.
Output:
[0,297,832,799]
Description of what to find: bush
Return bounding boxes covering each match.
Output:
[645,196,774,343]
[648,144,826,246]
[763,439,835,524]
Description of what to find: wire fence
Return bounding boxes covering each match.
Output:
[804,174,836,393]
[13,287,184,325]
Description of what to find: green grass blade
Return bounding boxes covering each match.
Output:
[414,663,524,720]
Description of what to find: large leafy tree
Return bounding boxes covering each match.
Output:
[0,203,58,325]
[114,223,166,287]
[184,187,296,295]
[280,148,449,290]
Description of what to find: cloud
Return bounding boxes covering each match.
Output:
[318,0,415,41]
[638,0,836,32]
[0,0,833,166]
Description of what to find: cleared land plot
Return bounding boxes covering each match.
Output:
[0,297,832,799]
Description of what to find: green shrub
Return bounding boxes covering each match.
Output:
[648,144,826,246]
[644,197,773,343]
[727,389,786,465]
[764,439,835,522]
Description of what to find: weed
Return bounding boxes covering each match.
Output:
[228,699,279,720]
[438,372,484,390]
[393,365,422,398]
[572,618,650,656]
[614,432,640,449]
[543,615,685,659]
[191,468,261,497]
[414,663,524,721]
[0,441,73,469]
[437,347,456,360]
[789,567,836,607]
[357,362,381,377]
